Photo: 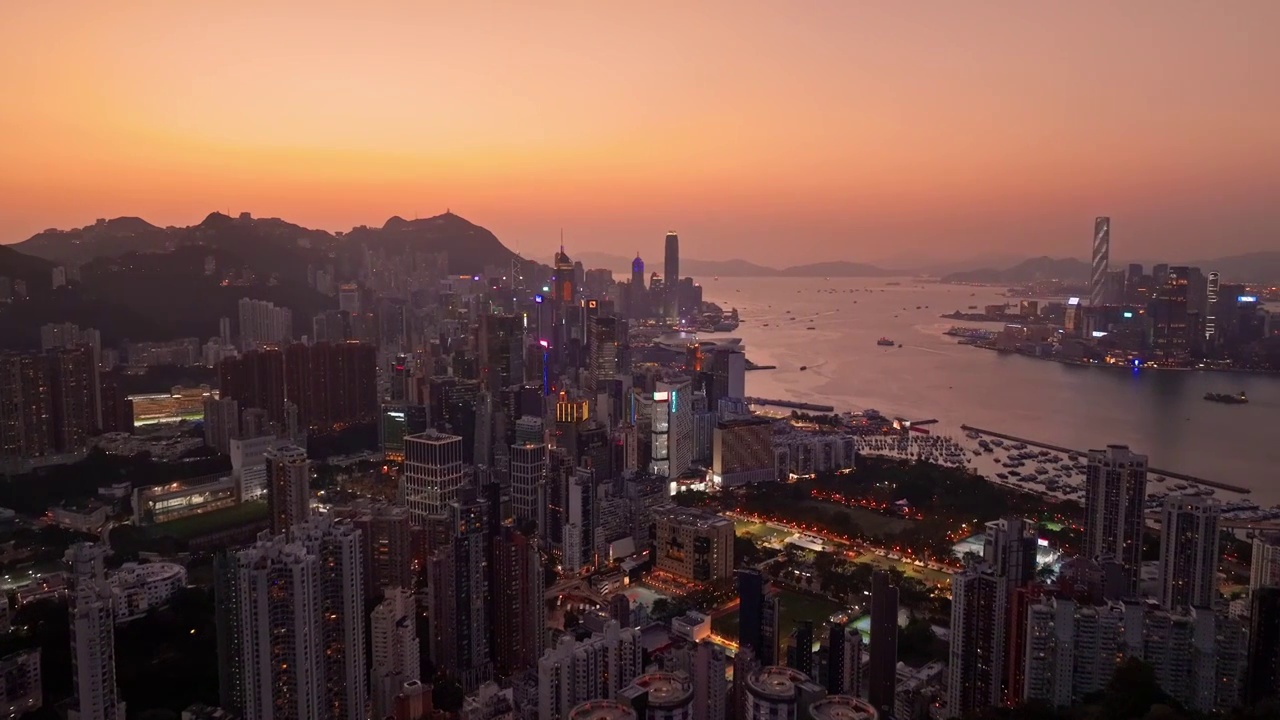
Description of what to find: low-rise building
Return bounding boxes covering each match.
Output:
[109,562,188,623]
[0,649,41,720]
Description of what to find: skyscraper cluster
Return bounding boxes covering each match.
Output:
[0,346,99,468]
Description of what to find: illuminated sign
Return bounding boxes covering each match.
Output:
[1122,311,1134,318]
[1037,538,1050,547]
[671,390,678,413]
[653,391,670,402]
[1239,295,1258,303]
[472,275,480,281]
[542,286,550,292]
[534,294,544,304]
[538,339,550,348]
[1090,331,1109,338]
[1067,297,1080,305]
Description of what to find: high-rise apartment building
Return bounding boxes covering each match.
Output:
[786,620,815,678]
[824,619,862,697]
[265,444,310,534]
[426,492,492,692]
[1090,217,1110,306]
[740,666,826,720]
[1158,495,1221,610]
[232,533,323,720]
[653,507,734,583]
[617,672,695,719]
[219,348,287,426]
[490,526,546,679]
[563,465,597,574]
[663,232,680,321]
[948,517,1038,717]
[0,648,43,719]
[336,501,413,595]
[203,396,240,454]
[65,544,124,720]
[371,588,421,720]
[867,570,898,715]
[1246,587,1280,705]
[1084,445,1147,597]
[1250,532,1280,591]
[292,517,367,720]
[237,298,292,351]
[282,341,378,431]
[736,569,780,666]
[691,640,729,720]
[537,621,643,720]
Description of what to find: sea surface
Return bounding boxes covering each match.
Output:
[699,277,1280,506]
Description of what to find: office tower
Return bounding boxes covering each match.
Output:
[219,348,287,425]
[510,442,548,533]
[233,533,323,720]
[586,316,619,395]
[824,619,863,697]
[339,501,413,595]
[371,588,421,720]
[237,298,292,351]
[478,313,524,393]
[711,416,772,488]
[1252,532,1280,590]
[402,430,466,534]
[617,672,695,718]
[1158,495,1221,610]
[740,667,826,720]
[691,640,728,720]
[428,376,480,458]
[563,465,597,574]
[293,517,367,720]
[663,232,680,321]
[786,621,815,678]
[554,245,576,305]
[426,493,492,692]
[537,621,643,720]
[653,507,734,582]
[736,569,780,666]
[1205,271,1221,343]
[265,444,310,534]
[648,379,693,479]
[630,254,647,319]
[1089,217,1110,306]
[948,518,1038,716]
[203,396,239,453]
[337,283,360,314]
[65,544,124,720]
[1246,587,1280,705]
[867,570,898,714]
[1151,267,1193,363]
[219,316,232,346]
[1084,445,1147,597]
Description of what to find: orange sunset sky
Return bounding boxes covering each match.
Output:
[1,2,1277,266]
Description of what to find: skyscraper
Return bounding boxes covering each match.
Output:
[371,588,421,720]
[1158,495,1221,610]
[338,501,412,596]
[510,442,548,534]
[218,347,286,426]
[237,298,292,351]
[786,620,815,678]
[648,378,693,479]
[1205,271,1221,343]
[1084,445,1148,597]
[537,621,643,720]
[282,341,379,431]
[692,640,729,720]
[1151,267,1193,363]
[1246,587,1280,705]
[1251,532,1280,591]
[233,533,323,720]
[402,430,466,538]
[629,254,646,319]
[824,619,862,697]
[65,544,124,720]
[736,569,780,666]
[867,570,898,715]
[947,517,1038,716]
[203,396,240,454]
[585,315,619,396]
[490,526,546,678]
[1090,216,1110,306]
[293,517,367,720]
[663,232,680,321]
[426,492,492,692]
[265,444,310,534]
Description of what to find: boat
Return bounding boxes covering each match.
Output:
[1204,391,1248,404]
[877,338,895,346]
[806,326,816,330]
[800,366,808,371]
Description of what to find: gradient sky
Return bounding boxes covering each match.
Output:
[1,2,1277,265]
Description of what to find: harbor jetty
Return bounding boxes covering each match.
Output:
[960,424,1250,494]
[746,397,837,412]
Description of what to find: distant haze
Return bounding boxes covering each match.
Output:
[1,2,1277,265]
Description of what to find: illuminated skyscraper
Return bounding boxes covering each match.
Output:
[1090,216,1110,306]
[264,444,310,534]
[402,430,466,537]
[630,254,646,318]
[293,517,367,720]
[66,543,124,720]
[1206,271,1221,343]
[1158,495,1221,610]
[664,232,680,321]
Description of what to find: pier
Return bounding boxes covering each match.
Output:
[746,397,836,412]
[960,425,1251,495]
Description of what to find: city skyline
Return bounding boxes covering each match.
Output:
[2,2,1278,264]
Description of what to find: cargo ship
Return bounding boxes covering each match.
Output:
[877,337,895,346]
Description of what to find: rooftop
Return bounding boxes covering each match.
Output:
[746,666,811,702]
[567,700,637,720]
[809,695,880,720]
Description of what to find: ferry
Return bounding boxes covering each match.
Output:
[1204,391,1248,404]
[877,337,895,346]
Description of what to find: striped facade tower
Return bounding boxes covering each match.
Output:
[1090,217,1110,306]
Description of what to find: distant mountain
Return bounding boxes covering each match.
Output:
[342,212,525,275]
[779,260,897,277]
[1183,252,1280,284]
[13,217,168,264]
[0,244,55,291]
[941,257,1090,284]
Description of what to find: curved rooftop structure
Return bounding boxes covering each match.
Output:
[809,695,880,720]
[626,672,693,709]
[568,700,637,720]
[745,666,811,702]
